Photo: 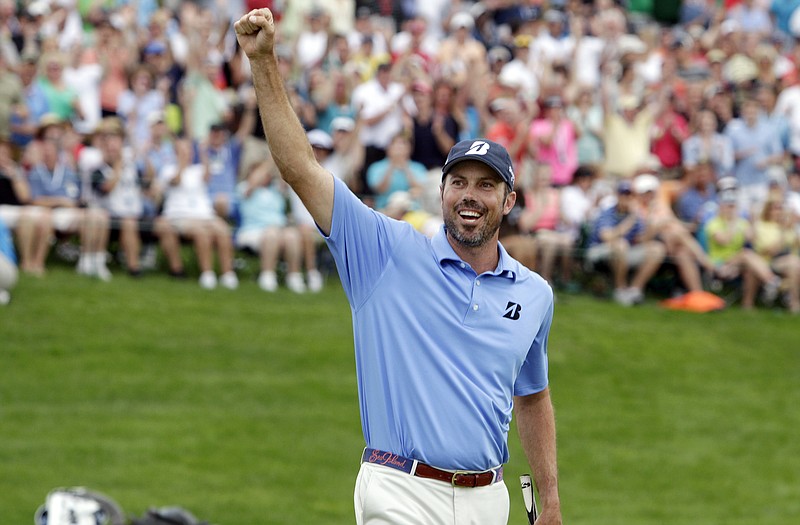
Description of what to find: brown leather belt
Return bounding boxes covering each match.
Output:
[362,448,503,488]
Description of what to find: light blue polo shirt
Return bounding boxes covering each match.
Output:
[324,176,553,471]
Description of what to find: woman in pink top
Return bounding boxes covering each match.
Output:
[519,163,575,287]
[528,96,579,187]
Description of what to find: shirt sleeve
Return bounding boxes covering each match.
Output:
[514,297,553,396]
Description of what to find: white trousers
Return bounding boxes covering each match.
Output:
[354,462,510,525]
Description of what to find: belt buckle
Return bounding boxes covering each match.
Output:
[451,471,478,487]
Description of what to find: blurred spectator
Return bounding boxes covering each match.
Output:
[566,86,605,168]
[633,173,716,293]
[235,159,304,293]
[117,64,166,159]
[682,109,734,178]
[724,96,784,216]
[351,60,411,199]
[312,71,357,135]
[560,164,600,245]
[197,86,258,221]
[753,198,800,313]
[586,179,667,306]
[153,136,238,290]
[10,51,49,151]
[725,0,772,38]
[650,92,690,179]
[63,44,103,135]
[601,90,656,179]
[755,82,791,153]
[366,132,427,211]
[0,135,50,275]
[82,117,146,277]
[409,80,460,171]
[326,116,364,191]
[294,7,332,71]
[436,11,487,90]
[27,115,111,279]
[0,214,16,305]
[518,163,576,288]
[703,190,780,310]
[527,96,579,187]
[0,50,24,148]
[485,97,533,174]
[675,159,718,232]
[37,51,81,122]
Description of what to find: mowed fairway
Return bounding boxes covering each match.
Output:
[1,266,798,524]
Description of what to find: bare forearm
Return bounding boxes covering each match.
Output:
[515,389,561,521]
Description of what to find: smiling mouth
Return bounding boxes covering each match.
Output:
[457,209,484,224]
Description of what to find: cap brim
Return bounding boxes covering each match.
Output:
[442,156,511,189]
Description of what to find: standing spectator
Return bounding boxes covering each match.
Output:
[350,60,411,199]
[152,136,238,290]
[0,136,50,275]
[682,109,734,179]
[96,16,134,118]
[436,12,487,90]
[566,86,605,168]
[197,87,257,221]
[0,214,16,305]
[294,7,331,71]
[326,116,364,192]
[409,80,460,171]
[650,92,690,179]
[586,180,667,306]
[0,50,24,149]
[724,97,784,216]
[84,117,146,276]
[27,115,111,279]
[601,91,656,179]
[37,52,82,123]
[62,43,103,135]
[366,133,428,211]
[753,198,800,313]
[10,51,49,152]
[116,65,165,159]
[528,96,579,187]
[725,0,772,38]
[235,159,304,293]
[485,97,533,174]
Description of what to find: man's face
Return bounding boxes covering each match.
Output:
[441,161,514,248]
[616,191,634,212]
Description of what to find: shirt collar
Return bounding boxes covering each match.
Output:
[432,225,518,280]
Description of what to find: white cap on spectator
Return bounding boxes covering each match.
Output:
[307,129,334,150]
[450,12,474,31]
[633,174,660,194]
[331,117,355,132]
[147,111,166,126]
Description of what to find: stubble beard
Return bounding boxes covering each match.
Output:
[443,201,501,248]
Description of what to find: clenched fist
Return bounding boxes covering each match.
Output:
[234,9,276,60]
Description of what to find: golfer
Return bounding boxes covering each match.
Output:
[235,10,561,525]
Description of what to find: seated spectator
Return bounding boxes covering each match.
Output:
[753,199,800,313]
[83,117,147,276]
[327,117,364,192]
[675,159,718,232]
[27,116,111,280]
[518,163,576,288]
[586,180,667,306]
[0,136,51,275]
[560,164,600,248]
[0,216,17,305]
[703,190,781,310]
[235,159,304,293]
[366,133,428,211]
[633,173,716,294]
[152,137,238,290]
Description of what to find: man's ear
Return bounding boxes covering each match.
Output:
[503,191,517,215]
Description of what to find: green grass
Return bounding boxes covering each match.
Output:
[2,266,799,524]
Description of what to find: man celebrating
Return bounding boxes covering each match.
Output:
[235,10,561,525]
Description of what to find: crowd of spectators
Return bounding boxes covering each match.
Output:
[1,0,800,312]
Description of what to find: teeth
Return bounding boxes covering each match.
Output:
[460,210,481,218]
